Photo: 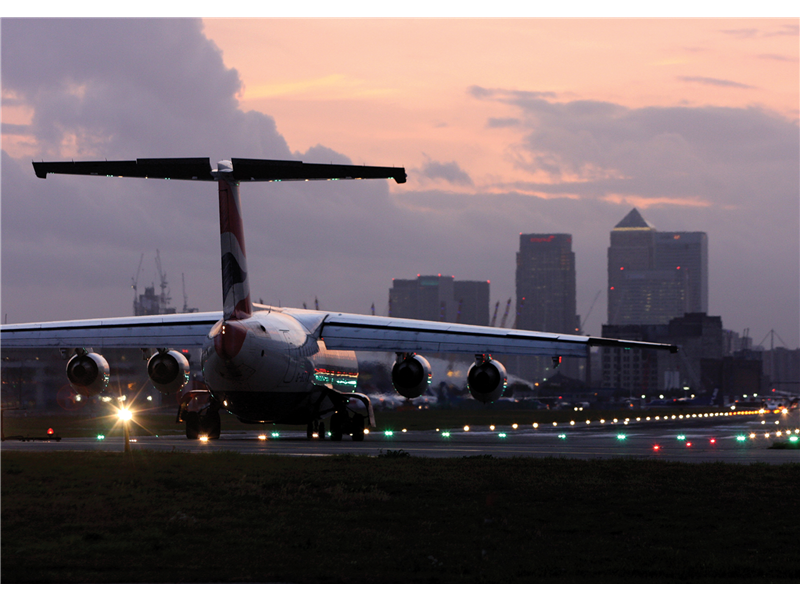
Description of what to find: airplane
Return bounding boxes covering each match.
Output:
[1,157,678,440]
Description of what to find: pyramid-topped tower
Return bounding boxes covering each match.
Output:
[607,208,707,325]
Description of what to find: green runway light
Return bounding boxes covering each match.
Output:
[558,433,567,439]
[385,431,394,437]
[96,434,105,440]
[498,433,507,438]
[271,432,280,438]
[677,435,686,441]
[790,436,799,443]
[441,431,451,438]
[617,434,627,440]
[736,435,747,442]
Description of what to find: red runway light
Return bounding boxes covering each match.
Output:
[686,442,692,447]
[47,428,54,436]
[710,439,716,444]
[653,445,660,451]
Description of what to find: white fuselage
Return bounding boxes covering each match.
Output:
[201,308,358,424]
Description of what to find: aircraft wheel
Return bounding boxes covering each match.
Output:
[318,421,326,440]
[203,411,221,439]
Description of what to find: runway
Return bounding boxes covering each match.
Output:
[4,413,800,464]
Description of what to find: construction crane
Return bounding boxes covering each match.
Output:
[131,253,144,315]
[579,290,602,334]
[155,249,172,311]
[490,300,500,327]
[499,298,512,328]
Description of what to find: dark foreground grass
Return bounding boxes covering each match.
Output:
[2,451,799,583]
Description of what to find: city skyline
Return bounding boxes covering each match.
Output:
[2,18,797,348]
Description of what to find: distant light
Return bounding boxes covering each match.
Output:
[463,425,470,432]
[552,422,558,427]
[258,434,267,441]
[533,423,539,428]
[570,421,575,426]
[146,396,153,402]
[199,436,209,442]
[512,423,518,429]
[119,408,133,421]
[489,425,495,431]
[402,429,407,433]
[364,429,370,435]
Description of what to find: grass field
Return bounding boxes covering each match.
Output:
[2,450,799,583]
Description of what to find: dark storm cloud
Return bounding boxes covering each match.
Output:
[417,156,473,186]
[0,18,389,324]
[678,76,756,89]
[1,18,289,160]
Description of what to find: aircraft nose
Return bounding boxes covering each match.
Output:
[213,319,248,359]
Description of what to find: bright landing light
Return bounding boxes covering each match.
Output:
[118,408,133,421]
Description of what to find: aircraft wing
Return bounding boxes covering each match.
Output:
[316,312,678,357]
[0,312,221,350]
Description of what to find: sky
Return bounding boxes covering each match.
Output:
[2,17,798,348]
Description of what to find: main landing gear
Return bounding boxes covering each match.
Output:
[309,391,374,442]
[178,389,222,440]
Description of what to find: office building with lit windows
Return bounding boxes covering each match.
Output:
[515,234,577,334]
[607,209,707,326]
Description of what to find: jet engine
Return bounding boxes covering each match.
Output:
[66,351,110,397]
[147,350,191,394]
[391,353,432,399]
[467,356,507,404]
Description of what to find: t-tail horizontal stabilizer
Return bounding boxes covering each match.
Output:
[33,157,407,184]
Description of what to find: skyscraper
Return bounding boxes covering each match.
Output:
[607,209,707,325]
[515,234,577,334]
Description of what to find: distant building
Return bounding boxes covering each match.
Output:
[607,209,707,325]
[453,280,491,326]
[389,275,489,325]
[514,233,582,382]
[515,234,577,334]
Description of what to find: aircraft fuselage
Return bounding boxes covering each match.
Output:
[201,309,358,424]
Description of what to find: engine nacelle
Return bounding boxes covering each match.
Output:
[391,353,432,399]
[66,352,110,397]
[147,350,190,394]
[467,357,507,404]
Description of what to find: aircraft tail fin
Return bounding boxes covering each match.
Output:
[218,178,252,320]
